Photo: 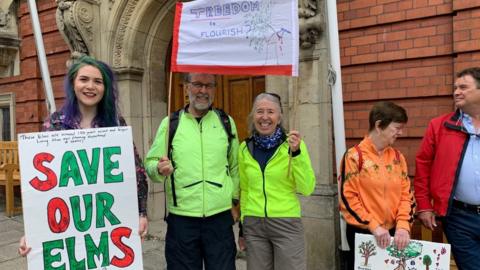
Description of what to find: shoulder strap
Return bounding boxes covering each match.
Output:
[167,109,182,160]
[214,108,235,156]
[393,148,400,163]
[166,109,182,210]
[354,145,363,171]
[339,148,369,225]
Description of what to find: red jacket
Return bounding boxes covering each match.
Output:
[414,110,469,216]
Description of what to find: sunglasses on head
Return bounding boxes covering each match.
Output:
[265,92,281,102]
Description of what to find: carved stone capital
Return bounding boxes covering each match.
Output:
[114,66,144,82]
[0,1,18,37]
[298,0,324,49]
[56,0,100,58]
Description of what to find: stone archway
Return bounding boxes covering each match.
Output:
[104,0,339,267]
[107,0,177,220]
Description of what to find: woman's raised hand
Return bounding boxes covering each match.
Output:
[287,130,301,152]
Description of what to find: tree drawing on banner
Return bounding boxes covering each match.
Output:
[244,0,292,64]
[423,254,432,270]
[386,242,423,270]
[358,240,377,266]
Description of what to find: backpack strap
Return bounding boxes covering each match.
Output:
[167,109,182,209]
[393,148,400,164]
[339,148,369,225]
[214,108,235,157]
[354,145,363,171]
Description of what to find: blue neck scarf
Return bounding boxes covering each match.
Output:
[253,127,284,150]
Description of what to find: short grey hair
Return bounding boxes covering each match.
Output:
[247,93,285,136]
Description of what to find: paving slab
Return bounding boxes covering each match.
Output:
[0,213,246,270]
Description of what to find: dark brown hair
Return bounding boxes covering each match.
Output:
[368,101,408,131]
[456,67,480,89]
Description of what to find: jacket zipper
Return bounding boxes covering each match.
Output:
[199,119,205,217]
[262,172,267,217]
[447,130,470,216]
[379,154,387,228]
[255,144,283,218]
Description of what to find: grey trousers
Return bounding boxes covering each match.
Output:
[243,216,306,270]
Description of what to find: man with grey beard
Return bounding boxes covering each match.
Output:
[145,73,240,270]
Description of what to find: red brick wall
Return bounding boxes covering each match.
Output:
[339,0,480,175]
[0,0,69,134]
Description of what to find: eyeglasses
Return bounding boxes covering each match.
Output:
[189,81,216,90]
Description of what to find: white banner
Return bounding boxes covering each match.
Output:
[171,0,299,76]
[354,233,451,270]
[18,127,143,269]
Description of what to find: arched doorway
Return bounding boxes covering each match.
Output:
[109,0,266,220]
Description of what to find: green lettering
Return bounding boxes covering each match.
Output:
[70,194,93,232]
[96,192,120,228]
[43,239,65,270]
[77,148,100,184]
[103,146,123,183]
[65,237,85,270]
[59,151,83,187]
[85,231,110,269]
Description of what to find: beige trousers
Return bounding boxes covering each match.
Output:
[243,217,306,270]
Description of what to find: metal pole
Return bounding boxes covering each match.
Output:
[27,0,56,114]
[326,0,349,252]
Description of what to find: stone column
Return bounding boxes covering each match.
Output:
[266,0,340,269]
[115,67,145,153]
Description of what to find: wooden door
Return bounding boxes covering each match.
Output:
[170,74,265,141]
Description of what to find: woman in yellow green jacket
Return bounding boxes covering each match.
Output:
[239,93,316,270]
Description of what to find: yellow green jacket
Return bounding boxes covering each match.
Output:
[239,139,315,220]
[145,108,239,217]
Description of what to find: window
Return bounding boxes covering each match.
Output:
[0,93,15,141]
[0,0,20,78]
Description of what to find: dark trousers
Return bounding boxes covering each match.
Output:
[345,224,395,270]
[443,205,480,270]
[165,210,236,270]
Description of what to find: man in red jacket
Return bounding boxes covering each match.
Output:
[415,67,480,270]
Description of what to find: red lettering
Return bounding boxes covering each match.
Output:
[29,152,57,191]
[110,227,134,267]
[47,198,70,233]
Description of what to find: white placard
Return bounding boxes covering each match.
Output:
[355,233,451,270]
[18,127,143,269]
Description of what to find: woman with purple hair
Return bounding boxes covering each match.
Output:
[18,55,148,255]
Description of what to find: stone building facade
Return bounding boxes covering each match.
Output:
[1,0,480,269]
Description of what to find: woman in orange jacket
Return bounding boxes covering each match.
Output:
[339,101,414,270]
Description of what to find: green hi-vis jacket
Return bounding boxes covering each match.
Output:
[145,109,239,217]
[239,139,316,220]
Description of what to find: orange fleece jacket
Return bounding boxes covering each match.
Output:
[339,137,414,233]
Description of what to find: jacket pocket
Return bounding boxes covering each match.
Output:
[183,180,202,188]
[205,180,223,188]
